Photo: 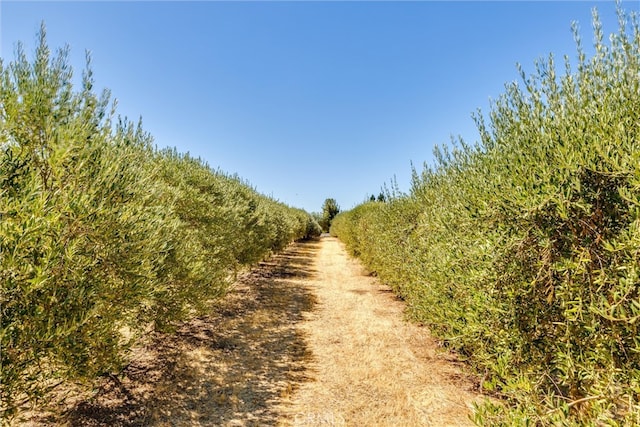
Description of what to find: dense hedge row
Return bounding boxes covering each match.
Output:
[0,27,320,418]
[331,8,640,425]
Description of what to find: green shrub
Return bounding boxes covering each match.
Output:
[0,26,320,419]
[333,6,640,425]
[0,28,172,414]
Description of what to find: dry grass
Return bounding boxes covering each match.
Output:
[277,237,483,426]
[14,237,484,426]
[16,240,321,427]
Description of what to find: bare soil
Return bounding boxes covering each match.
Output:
[16,236,483,426]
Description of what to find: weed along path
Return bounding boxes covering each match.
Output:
[21,236,481,426]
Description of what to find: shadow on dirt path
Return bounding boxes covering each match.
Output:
[37,240,321,427]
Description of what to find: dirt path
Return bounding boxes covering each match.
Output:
[20,236,482,426]
[278,237,481,426]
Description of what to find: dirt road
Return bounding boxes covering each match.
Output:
[278,237,481,426]
[22,236,482,426]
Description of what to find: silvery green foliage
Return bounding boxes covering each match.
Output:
[332,6,640,425]
[0,26,320,419]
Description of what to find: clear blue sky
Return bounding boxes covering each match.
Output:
[2,1,637,213]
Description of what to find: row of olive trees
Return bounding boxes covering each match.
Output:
[332,6,640,425]
[0,26,320,419]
